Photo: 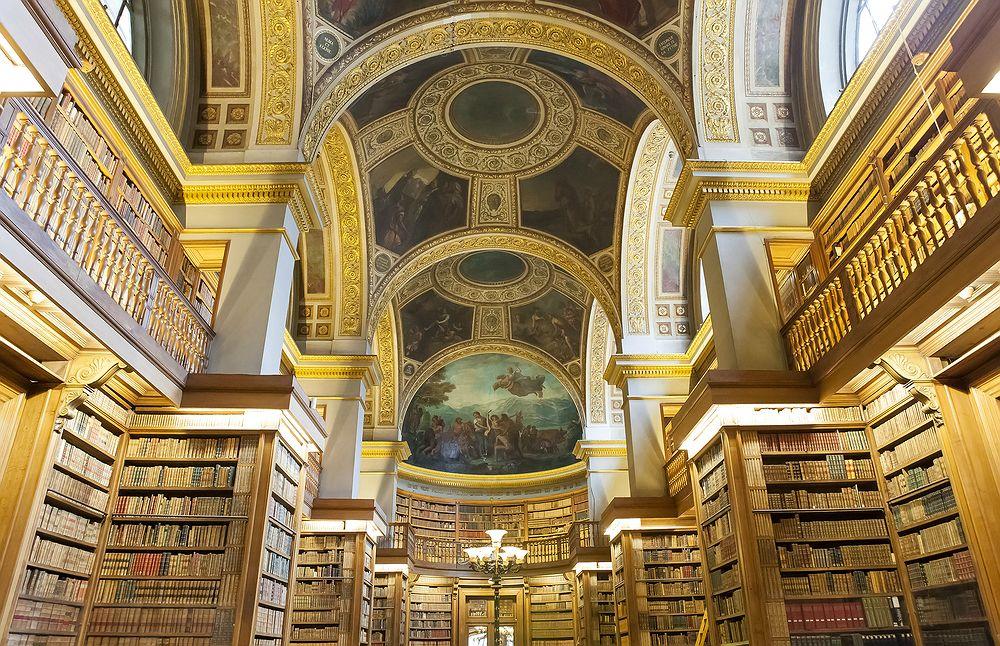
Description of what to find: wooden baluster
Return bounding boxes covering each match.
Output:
[904,198,936,262]
[955,133,990,210]
[38,155,67,232]
[95,227,119,291]
[115,245,140,315]
[963,122,998,195]
[0,115,27,192]
[86,211,113,285]
[973,115,1000,190]
[820,293,843,342]
[25,139,53,220]
[47,170,74,242]
[868,238,892,294]
[131,264,153,323]
[856,251,878,312]
[933,157,966,231]
[834,281,851,336]
[13,125,40,209]
[69,197,97,265]
[56,180,85,252]
[845,262,865,316]
[788,326,806,370]
[886,213,912,280]
[2,119,32,200]
[916,181,948,246]
[107,231,129,304]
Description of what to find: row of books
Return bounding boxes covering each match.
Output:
[790,635,913,646]
[885,457,948,500]
[106,522,229,548]
[763,457,875,482]
[646,613,702,630]
[94,579,220,604]
[642,565,701,579]
[701,488,731,520]
[890,486,955,527]
[10,598,80,633]
[29,536,94,575]
[271,469,297,503]
[99,551,223,577]
[905,548,975,589]
[703,511,733,544]
[113,495,240,517]
[785,597,906,633]
[699,461,728,499]
[767,486,883,511]
[773,516,888,541]
[647,599,705,614]
[21,567,89,603]
[865,385,910,420]
[872,402,931,447]
[639,533,700,549]
[267,497,294,528]
[255,606,283,637]
[706,535,738,568]
[645,581,705,597]
[119,465,236,489]
[115,200,170,266]
[914,588,985,624]
[125,437,241,460]
[55,439,113,487]
[760,430,869,453]
[922,628,992,646]
[38,502,101,543]
[781,570,902,597]
[49,470,108,511]
[778,543,894,569]
[262,551,291,580]
[898,518,964,557]
[87,607,216,633]
[642,547,702,563]
[713,587,744,616]
[64,412,119,455]
[259,576,288,606]
[48,97,120,180]
[878,428,940,472]
[264,522,294,555]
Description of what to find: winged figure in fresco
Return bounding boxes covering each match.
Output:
[492,366,545,398]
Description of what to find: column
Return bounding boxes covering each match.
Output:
[294,354,381,500]
[179,202,300,375]
[359,441,410,522]
[573,440,629,519]
[695,199,811,370]
[605,356,690,497]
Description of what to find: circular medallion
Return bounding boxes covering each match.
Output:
[448,81,542,146]
[411,63,579,176]
[654,30,680,60]
[315,31,341,62]
[458,251,528,285]
[433,253,552,306]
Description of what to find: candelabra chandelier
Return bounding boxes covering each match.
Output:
[464,529,528,645]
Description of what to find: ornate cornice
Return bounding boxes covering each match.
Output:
[361,440,411,462]
[604,355,693,389]
[665,168,813,228]
[180,183,312,232]
[301,6,696,160]
[398,460,586,491]
[291,354,382,388]
[572,439,628,460]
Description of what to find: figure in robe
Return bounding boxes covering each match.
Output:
[492,366,545,398]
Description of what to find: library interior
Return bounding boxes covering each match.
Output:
[1,0,1000,644]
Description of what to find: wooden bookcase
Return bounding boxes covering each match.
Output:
[866,386,996,646]
[252,437,306,644]
[575,567,615,646]
[408,577,456,646]
[371,569,408,646]
[527,573,576,645]
[6,396,123,645]
[395,489,589,543]
[290,530,376,645]
[610,528,705,646]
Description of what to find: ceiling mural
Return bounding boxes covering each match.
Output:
[401,353,583,475]
[400,290,474,362]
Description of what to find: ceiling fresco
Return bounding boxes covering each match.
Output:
[401,353,582,475]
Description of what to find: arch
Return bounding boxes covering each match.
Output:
[366,229,624,347]
[373,309,398,429]
[300,7,696,162]
[398,339,585,426]
[584,302,615,428]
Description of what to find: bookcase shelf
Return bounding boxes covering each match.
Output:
[409,578,455,645]
[528,574,575,645]
[611,527,705,646]
[866,393,997,646]
[395,489,589,545]
[371,570,407,646]
[575,568,615,646]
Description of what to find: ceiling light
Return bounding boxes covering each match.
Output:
[0,30,44,97]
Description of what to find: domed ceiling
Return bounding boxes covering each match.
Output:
[332,47,649,476]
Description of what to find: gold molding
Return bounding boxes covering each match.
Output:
[256,0,296,146]
[374,312,396,427]
[668,176,813,228]
[699,0,739,142]
[301,7,696,160]
[361,440,411,462]
[397,460,586,491]
[290,354,382,388]
[179,227,299,261]
[586,305,610,425]
[323,126,366,336]
[572,439,628,460]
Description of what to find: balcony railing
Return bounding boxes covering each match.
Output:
[377,521,607,570]
[0,107,212,373]
[784,103,1000,372]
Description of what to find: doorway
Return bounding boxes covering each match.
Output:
[460,587,522,645]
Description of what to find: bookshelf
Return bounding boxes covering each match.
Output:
[867,388,996,646]
[747,425,913,646]
[371,569,408,646]
[611,528,705,646]
[575,567,615,646]
[7,403,122,644]
[691,433,752,646]
[175,253,220,326]
[395,489,589,543]
[291,530,375,645]
[87,430,258,644]
[528,574,576,645]
[253,437,304,645]
[42,91,176,269]
[409,577,455,645]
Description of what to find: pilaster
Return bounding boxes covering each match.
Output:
[359,441,411,522]
[573,439,629,519]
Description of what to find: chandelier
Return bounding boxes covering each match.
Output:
[464,529,528,644]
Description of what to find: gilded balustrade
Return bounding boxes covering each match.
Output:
[0,111,212,373]
[784,106,1000,371]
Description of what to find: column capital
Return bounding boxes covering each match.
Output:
[289,352,382,390]
[361,440,411,463]
[572,439,627,461]
[603,354,692,390]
